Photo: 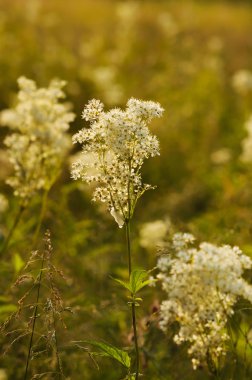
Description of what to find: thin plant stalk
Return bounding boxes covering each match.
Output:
[49,268,64,379]
[125,221,140,380]
[24,253,45,380]
[52,311,64,380]
[0,203,25,256]
[32,189,49,249]
[45,228,64,379]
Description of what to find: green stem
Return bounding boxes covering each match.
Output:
[126,222,132,275]
[131,304,139,379]
[24,253,45,380]
[125,221,139,380]
[32,189,49,249]
[0,203,25,256]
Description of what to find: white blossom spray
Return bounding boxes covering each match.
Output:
[0,76,75,253]
[72,97,164,379]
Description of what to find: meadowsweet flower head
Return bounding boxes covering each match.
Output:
[156,232,252,370]
[0,76,75,200]
[127,98,164,120]
[72,98,164,227]
[81,99,104,121]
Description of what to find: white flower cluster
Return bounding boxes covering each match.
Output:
[0,77,75,200]
[72,98,164,227]
[241,115,252,163]
[157,232,252,370]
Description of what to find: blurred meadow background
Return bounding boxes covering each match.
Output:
[1,0,252,379]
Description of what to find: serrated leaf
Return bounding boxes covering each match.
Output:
[136,279,153,291]
[130,269,149,294]
[111,276,131,292]
[78,340,131,369]
[112,270,151,295]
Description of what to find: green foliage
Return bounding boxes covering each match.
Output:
[76,340,131,369]
[129,270,152,294]
[112,269,152,296]
[112,276,132,293]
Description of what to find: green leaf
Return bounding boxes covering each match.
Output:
[112,270,152,295]
[78,340,131,369]
[130,269,150,294]
[111,276,131,292]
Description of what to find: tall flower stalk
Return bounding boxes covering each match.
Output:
[71,98,164,378]
[125,221,140,378]
[0,76,75,254]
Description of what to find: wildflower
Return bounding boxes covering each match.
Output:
[81,99,104,121]
[72,98,164,226]
[0,76,75,201]
[148,275,156,287]
[172,232,195,250]
[156,232,252,370]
